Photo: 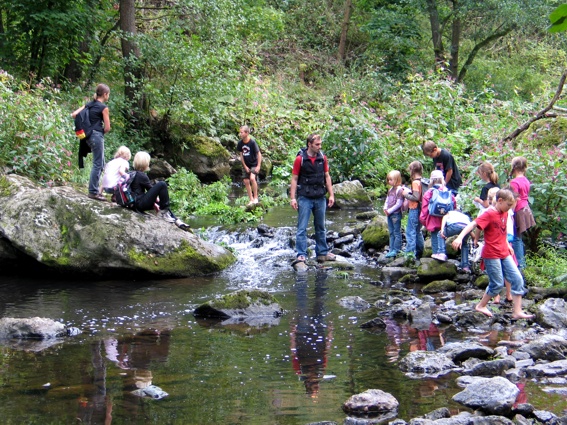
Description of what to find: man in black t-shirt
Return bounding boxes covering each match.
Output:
[236,125,262,205]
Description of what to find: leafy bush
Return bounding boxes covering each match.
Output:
[524,245,567,288]
[0,74,75,185]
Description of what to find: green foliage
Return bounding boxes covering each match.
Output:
[524,245,567,287]
[167,169,262,224]
[0,75,75,184]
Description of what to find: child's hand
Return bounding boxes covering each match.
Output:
[383,209,389,216]
[452,238,462,250]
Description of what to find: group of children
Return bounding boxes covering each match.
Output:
[383,144,535,320]
[96,146,190,231]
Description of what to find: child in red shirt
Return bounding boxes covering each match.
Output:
[452,188,533,320]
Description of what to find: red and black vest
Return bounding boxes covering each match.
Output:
[297,148,327,199]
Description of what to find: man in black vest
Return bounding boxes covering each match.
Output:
[289,134,336,264]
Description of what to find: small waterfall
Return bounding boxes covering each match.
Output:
[204,225,297,289]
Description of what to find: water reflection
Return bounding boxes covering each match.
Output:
[76,330,171,424]
[290,271,332,398]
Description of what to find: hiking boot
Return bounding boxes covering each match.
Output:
[88,193,107,201]
[316,253,336,263]
[157,209,176,223]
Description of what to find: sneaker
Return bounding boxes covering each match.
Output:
[174,218,191,231]
[157,209,176,223]
[385,251,398,258]
[253,198,259,204]
[431,253,447,261]
[316,253,337,263]
[460,267,471,273]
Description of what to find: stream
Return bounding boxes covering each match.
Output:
[0,203,565,424]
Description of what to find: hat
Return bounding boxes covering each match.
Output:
[430,170,444,180]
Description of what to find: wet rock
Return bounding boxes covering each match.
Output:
[524,359,567,378]
[382,266,416,282]
[464,358,516,377]
[453,310,493,330]
[333,180,372,208]
[338,296,372,312]
[342,388,399,416]
[437,341,494,363]
[334,234,355,247]
[0,317,67,339]
[360,317,386,330]
[193,290,283,320]
[173,134,231,182]
[536,298,567,329]
[361,216,389,250]
[356,211,379,220]
[0,175,235,278]
[452,376,519,416]
[257,224,275,237]
[422,279,457,294]
[399,351,456,374]
[516,334,567,361]
[417,258,457,281]
[424,407,451,420]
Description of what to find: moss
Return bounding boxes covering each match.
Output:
[128,240,236,276]
[0,175,15,198]
[361,220,389,249]
[474,274,489,289]
[423,279,457,293]
[519,117,567,149]
[207,290,278,310]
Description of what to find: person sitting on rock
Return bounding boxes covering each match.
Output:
[130,151,190,231]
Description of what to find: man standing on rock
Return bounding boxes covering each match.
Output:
[290,133,336,264]
[237,125,262,206]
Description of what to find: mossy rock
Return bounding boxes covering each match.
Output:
[474,274,489,289]
[422,279,457,293]
[417,258,457,281]
[333,180,373,208]
[193,290,282,319]
[361,216,389,250]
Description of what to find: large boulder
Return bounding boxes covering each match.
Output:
[0,174,235,278]
[333,180,372,208]
[168,131,231,182]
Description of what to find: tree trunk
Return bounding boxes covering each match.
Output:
[449,0,460,79]
[120,0,146,126]
[337,0,353,63]
[425,0,445,70]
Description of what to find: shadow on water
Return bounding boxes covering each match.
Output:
[0,204,566,423]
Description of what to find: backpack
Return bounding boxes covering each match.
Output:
[428,187,454,217]
[113,171,137,209]
[398,187,409,213]
[419,178,430,201]
[74,104,93,140]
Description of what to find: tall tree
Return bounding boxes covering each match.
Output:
[338,0,354,62]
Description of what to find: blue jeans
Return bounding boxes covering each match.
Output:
[405,208,424,257]
[87,130,105,195]
[511,234,526,269]
[387,211,402,253]
[296,196,328,258]
[431,230,445,255]
[443,223,469,268]
[484,256,525,296]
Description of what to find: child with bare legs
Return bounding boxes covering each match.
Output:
[452,188,533,319]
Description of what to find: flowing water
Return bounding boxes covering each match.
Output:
[0,204,564,424]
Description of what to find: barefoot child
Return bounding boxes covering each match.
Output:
[451,188,533,319]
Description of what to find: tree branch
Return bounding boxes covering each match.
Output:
[457,24,515,83]
[500,68,567,143]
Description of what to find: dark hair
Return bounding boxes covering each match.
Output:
[511,156,528,173]
[408,161,423,180]
[95,83,110,98]
[306,133,321,147]
[422,141,437,155]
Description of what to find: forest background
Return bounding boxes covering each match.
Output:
[1,0,567,286]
